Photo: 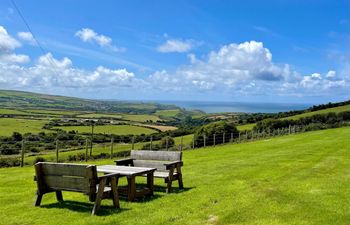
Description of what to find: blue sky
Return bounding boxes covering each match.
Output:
[0,0,349,103]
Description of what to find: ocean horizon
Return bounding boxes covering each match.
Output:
[155,100,312,113]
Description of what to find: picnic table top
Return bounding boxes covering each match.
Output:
[97,165,156,177]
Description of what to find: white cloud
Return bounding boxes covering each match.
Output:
[0,26,21,52]
[75,28,125,52]
[17,31,35,45]
[0,26,29,64]
[157,39,196,53]
[326,70,336,78]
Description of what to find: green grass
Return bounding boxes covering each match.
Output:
[0,118,49,136]
[23,109,81,116]
[0,127,349,224]
[121,114,161,122]
[237,123,255,131]
[283,104,350,120]
[0,108,31,115]
[56,125,157,135]
[76,113,123,119]
[154,109,180,118]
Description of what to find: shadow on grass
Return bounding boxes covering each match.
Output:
[41,200,129,216]
[154,185,194,194]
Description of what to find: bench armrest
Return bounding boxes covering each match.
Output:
[164,161,183,170]
[115,158,134,166]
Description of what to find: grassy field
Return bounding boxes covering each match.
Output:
[237,123,255,131]
[77,113,123,119]
[0,127,349,225]
[0,118,49,136]
[56,124,157,135]
[283,104,350,120]
[121,114,161,122]
[0,109,32,115]
[154,109,180,118]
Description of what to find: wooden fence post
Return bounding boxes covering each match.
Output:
[110,137,114,159]
[150,136,153,150]
[213,134,216,146]
[55,139,59,163]
[192,135,195,149]
[131,136,135,150]
[231,132,233,143]
[238,132,241,142]
[180,135,183,151]
[223,132,225,143]
[85,138,88,162]
[21,140,25,167]
[166,136,169,151]
[204,134,206,147]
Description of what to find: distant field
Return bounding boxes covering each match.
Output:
[283,104,350,120]
[0,118,48,136]
[55,124,157,135]
[24,109,80,116]
[237,123,255,131]
[138,124,177,132]
[154,109,180,118]
[77,113,123,119]
[0,109,31,115]
[121,114,161,122]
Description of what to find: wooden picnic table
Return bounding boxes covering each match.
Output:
[97,165,156,201]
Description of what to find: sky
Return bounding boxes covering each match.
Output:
[0,0,349,104]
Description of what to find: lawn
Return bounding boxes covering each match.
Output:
[0,127,349,225]
[0,118,49,136]
[56,124,157,135]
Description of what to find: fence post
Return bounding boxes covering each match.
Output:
[213,134,216,146]
[55,139,59,163]
[204,134,206,147]
[238,132,241,142]
[231,132,233,143]
[223,132,225,143]
[110,137,114,159]
[166,136,169,151]
[21,140,25,167]
[150,136,153,150]
[245,131,248,140]
[85,138,88,162]
[180,135,183,151]
[131,136,135,150]
[277,128,280,136]
[192,135,195,149]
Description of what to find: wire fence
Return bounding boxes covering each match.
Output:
[0,125,318,168]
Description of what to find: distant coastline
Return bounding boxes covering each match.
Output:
[154,100,311,113]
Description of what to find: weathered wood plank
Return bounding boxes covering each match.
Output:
[39,162,93,177]
[44,175,90,193]
[131,150,182,161]
[133,160,167,171]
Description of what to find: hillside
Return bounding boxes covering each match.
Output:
[0,90,180,114]
[0,127,349,224]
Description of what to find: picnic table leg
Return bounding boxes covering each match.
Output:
[55,191,63,202]
[127,176,136,201]
[110,177,120,208]
[146,172,154,196]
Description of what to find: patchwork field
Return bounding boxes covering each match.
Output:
[0,127,348,225]
[283,104,350,120]
[0,118,49,136]
[55,124,157,135]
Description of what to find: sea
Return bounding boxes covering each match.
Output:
[156,101,311,113]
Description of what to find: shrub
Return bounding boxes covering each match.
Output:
[33,156,46,164]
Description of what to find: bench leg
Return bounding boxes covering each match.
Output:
[92,178,106,215]
[56,191,63,202]
[166,180,172,193]
[35,193,43,206]
[110,177,120,209]
[177,165,184,189]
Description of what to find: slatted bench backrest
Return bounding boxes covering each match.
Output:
[35,162,98,197]
[131,150,182,171]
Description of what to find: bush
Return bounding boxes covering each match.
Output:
[159,136,175,149]
[0,157,21,168]
[33,156,46,164]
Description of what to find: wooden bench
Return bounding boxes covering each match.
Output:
[34,162,120,215]
[115,150,183,193]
